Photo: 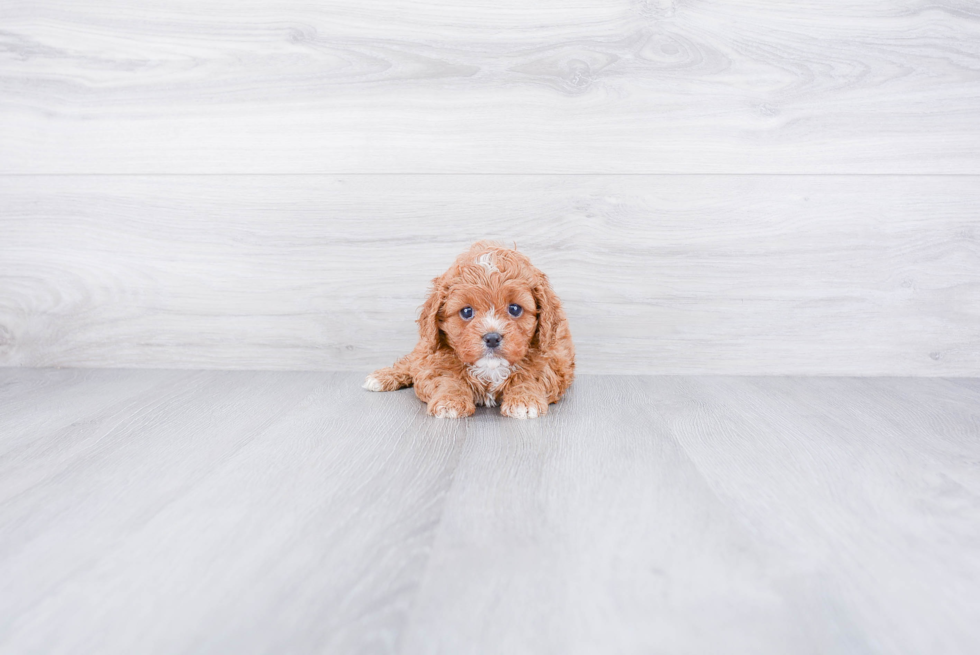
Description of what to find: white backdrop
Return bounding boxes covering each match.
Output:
[1,0,978,375]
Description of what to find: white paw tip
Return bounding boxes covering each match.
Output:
[363,375,384,392]
[434,406,460,419]
[505,404,539,419]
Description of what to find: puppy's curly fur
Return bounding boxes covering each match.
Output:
[364,241,574,419]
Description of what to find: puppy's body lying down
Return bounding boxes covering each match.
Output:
[365,241,574,419]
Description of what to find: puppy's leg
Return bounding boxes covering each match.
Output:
[500,381,549,419]
[416,375,475,419]
[364,356,414,392]
[499,359,553,419]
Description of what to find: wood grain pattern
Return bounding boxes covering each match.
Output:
[0,368,465,654]
[2,370,979,653]
[399,375,819,654]
[2,1,980,173]
[1,175,977,375]
[648,375,980,655]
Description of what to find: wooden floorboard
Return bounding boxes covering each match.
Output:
[648,376,980,655]
[1,369,979,654]
[0,369,464,654]
[398,375,816,654]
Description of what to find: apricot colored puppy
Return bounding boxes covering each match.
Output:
[365,241,575,419]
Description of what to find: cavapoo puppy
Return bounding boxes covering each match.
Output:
[364,241,574,419]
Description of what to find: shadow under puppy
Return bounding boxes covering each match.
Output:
[364,241,575,419]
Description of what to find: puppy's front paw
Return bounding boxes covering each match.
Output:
[363,367,407,392]
[428,394,475,419]
[363,375,385,391]
[501,394,548,419]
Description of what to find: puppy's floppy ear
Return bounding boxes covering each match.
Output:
[531,270,564,352]
[417,274,449,353]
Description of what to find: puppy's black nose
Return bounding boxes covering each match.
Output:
[483,332,502,349]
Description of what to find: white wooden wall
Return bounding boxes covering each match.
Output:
[1,1,978,375]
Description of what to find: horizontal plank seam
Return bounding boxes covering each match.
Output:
[2,173,980,178]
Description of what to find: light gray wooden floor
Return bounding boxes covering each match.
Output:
[2,369,978,654]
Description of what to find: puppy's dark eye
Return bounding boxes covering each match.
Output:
[508,304,523,318]
[459,306,474,320]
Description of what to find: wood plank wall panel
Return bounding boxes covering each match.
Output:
[2,1,979,374]
[1,175,977,375]
[2,1,980,173]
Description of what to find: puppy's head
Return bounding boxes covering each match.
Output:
[418,241,562,366]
